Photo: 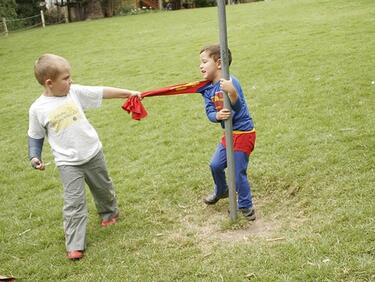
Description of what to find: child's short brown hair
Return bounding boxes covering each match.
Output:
[34,54,70,85]
[200,44,232,66]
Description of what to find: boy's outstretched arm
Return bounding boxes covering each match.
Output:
[102,87,141,99]
[28,136,45,170]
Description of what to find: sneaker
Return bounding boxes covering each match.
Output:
[203,190,229,205]
[101,211,119,227]
[239,208,256,221]
[67,250,84,260]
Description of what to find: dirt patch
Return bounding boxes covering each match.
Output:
[181,210,281,244]
[162,206,285,255]
[164,198,307,253]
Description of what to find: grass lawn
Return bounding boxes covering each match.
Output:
[0,0,374,280]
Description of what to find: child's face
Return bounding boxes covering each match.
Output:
[48,64,72,97]
[199,51,221,82]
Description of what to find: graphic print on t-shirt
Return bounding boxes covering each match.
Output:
[211,91,224,111]
[48,101,82,133]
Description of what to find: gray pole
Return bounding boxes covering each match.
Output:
[217,0,237,220]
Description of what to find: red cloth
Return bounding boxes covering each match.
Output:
[221,131,256,155]
[122,96,148,120]
[122,80,210,120]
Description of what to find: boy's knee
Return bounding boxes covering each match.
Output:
[210,161,224,172]
[235,167,247,177]
[64,197,86,214]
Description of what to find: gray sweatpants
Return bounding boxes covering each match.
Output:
[58,150,118,252]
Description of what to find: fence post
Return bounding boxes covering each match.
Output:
[40,10,45,28]
[2,17,8,36]
[64,6,69,23]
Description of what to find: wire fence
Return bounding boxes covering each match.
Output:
[1,10,67,36]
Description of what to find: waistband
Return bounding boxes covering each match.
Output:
[231,129,256,135]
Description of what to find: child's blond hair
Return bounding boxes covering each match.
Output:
[34,54,70,85]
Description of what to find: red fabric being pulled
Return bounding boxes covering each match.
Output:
[122,96,148,120]
[122,80,210,120]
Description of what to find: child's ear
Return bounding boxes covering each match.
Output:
[45,79,53,87]
[217,58,222,69]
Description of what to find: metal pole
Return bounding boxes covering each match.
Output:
[217,0,237,220]
[2,17,8,36]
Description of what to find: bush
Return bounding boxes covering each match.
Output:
[116,2,154,15]
[15,0,40,20]
[193,0,216,8]
[0,0,17,18]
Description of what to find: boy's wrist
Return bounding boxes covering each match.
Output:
[30,157,41,168]
[28,136,44,161]
[130,91,141,99]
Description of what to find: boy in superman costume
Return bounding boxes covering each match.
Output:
[122,45,256,219]
[198,44,256,220]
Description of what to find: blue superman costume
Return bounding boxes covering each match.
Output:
[198,76,255,210]
[122,77,255,209]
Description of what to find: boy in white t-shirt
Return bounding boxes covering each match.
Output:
[28,54,140,260]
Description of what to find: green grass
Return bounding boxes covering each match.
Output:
[1,0,374,280]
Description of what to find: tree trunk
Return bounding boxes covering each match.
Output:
[101,0,114,17]
[86,0,103,19]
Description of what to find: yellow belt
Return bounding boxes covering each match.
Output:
[231,129,256,135]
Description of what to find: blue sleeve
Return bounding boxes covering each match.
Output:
[28,136,44,160]
[203,94,219,123]
[207,110,218,123]
[230,78,243,112]
[231,98,241,112]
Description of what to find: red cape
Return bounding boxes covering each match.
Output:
[122,80,210,120]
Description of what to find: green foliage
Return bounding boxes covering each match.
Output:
[193,0,216,8]
[0,0,374,280]
[116,0,138,15]
[15,0,40,18]
[0,0,17,18]
[2,0,42,30]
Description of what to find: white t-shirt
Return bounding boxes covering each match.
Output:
[28,84,104,166]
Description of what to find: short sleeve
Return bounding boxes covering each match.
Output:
[70,84,104,110]
[28,106,46,139]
